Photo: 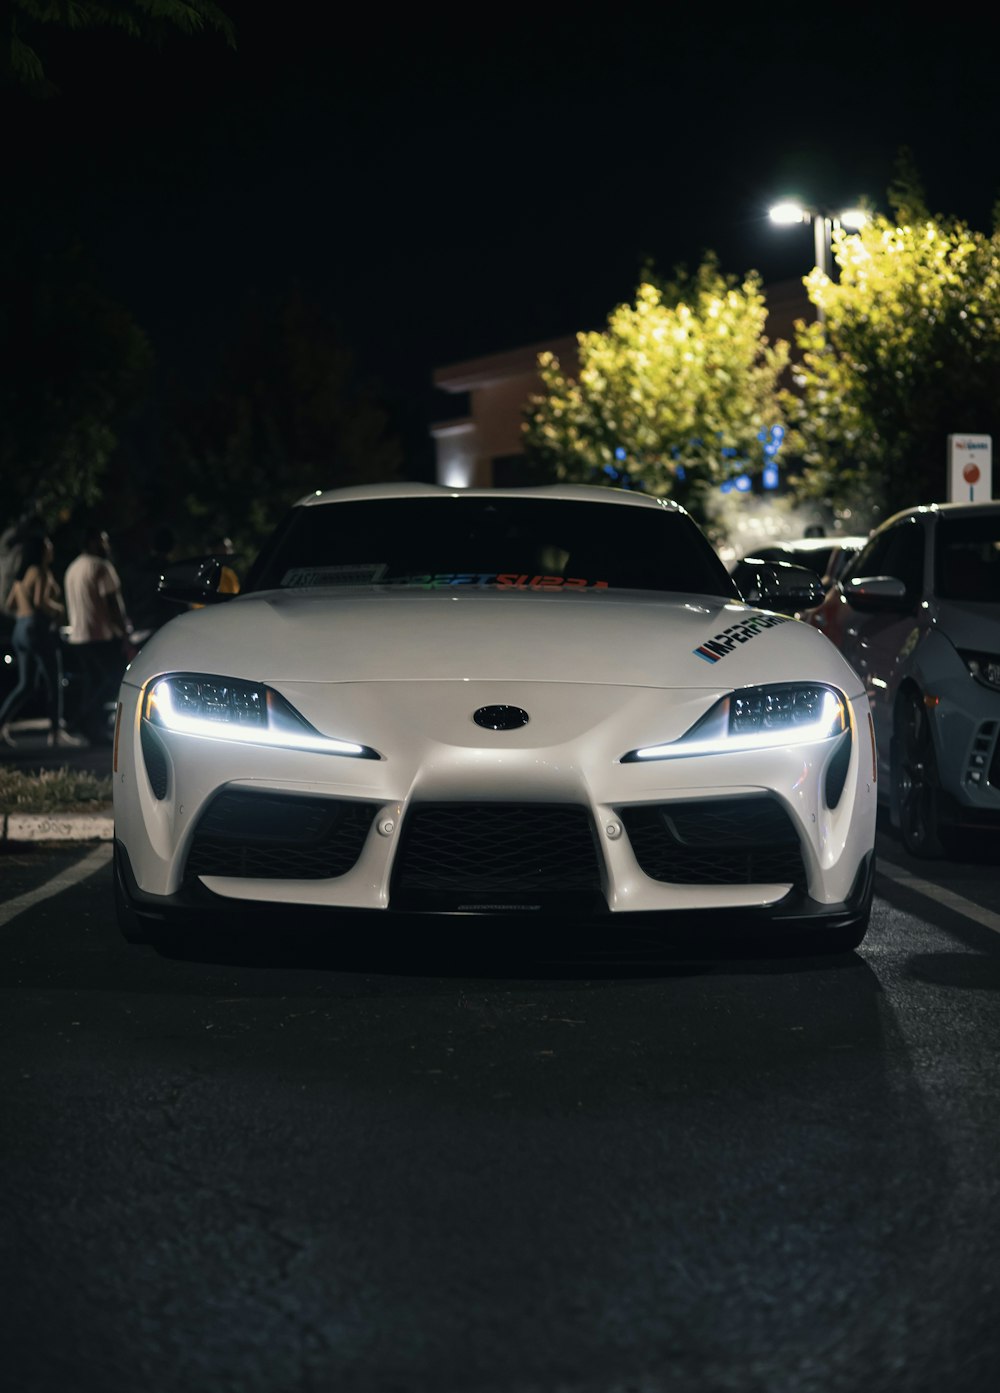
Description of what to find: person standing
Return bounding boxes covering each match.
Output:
[0,534,65,747]
[63,526,131,745]
[0,509,41,615]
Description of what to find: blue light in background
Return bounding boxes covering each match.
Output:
[762,463,779,489]
[761,424,785,459]
[615,446,627,461]
[735,474,752,492]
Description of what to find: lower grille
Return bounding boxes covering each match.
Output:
[186,790,377,880]
[390,803,604,911]
[619,796,806,887]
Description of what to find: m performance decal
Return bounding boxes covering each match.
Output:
[694,612,790,663]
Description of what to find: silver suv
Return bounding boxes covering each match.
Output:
[805,500,1000,857]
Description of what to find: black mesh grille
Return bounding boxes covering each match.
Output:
[186,790,377,880]
[619,796,806,887]
[140,722,169,800]
[390,803,603,910]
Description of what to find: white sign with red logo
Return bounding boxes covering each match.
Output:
[947,434,992,502]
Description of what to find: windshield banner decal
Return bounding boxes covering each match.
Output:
[280,570,609,591]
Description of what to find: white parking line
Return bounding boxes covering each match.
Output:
[0,843,113,928]
[877,858,1000,937]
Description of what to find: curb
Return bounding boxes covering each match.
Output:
[1,812,114,843]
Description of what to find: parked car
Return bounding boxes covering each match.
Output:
[727,556,828,618]
[822,536,870,587]
[730,536,868,614]
[804,500,1000,857]
[112,483,877,955]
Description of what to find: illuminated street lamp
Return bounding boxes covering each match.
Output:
[768,200,868,320]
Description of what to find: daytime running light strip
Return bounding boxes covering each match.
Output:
[631,692,845,761]
[149,683,365,757]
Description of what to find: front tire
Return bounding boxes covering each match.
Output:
[894,691,952,859]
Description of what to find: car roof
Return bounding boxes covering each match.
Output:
[875,499,1000,530]
[771,537,840,551]
[738,535,867,559]
[295,482,686,514]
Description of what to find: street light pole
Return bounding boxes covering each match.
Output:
[813,213,832,282]
[769,200,868,327]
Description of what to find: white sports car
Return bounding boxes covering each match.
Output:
[112,483,877,954]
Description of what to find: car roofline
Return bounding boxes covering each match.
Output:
[295,482,687,513]
[873,499,1000,531]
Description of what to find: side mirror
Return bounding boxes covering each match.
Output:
[157,556,239,606]
[738,560,827,616]
[843,575,908,611]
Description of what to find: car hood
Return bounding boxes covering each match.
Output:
[125,586,862,694]
[934,598,1000,652]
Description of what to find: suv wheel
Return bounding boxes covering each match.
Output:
[895,690,952,858]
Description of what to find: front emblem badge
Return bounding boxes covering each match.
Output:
[473,705,529,731]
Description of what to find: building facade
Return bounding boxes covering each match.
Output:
[430,279,810,488]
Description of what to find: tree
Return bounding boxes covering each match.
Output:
[0,236,153,529]
[782,183,1000,522]
[7,0,235,91]
[165,289,404,559]
[521,257,790,524]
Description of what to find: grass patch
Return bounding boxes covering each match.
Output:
[0,766,113,815]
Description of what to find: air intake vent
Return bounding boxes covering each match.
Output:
[140,722,169,800]
[619,796,806,887]
[971,721,999,789]
[186,790,377,880]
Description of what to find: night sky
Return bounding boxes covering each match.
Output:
[10,3,1000,469]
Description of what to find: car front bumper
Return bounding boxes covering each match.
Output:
[930,673,1000,816]
[112,677,877,925]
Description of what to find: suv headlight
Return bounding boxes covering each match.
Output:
[958,650,1000,692]
[622,683,848,762]
[143,673,380,758]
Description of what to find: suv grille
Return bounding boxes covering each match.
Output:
[186,790,377,880]
[390,803,604,911]
[619,796,806,887]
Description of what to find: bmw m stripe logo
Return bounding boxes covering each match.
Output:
[694,612,790,662]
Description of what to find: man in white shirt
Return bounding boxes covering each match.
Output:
[64,527,130,744]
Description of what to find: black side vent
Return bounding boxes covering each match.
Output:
[140,722,169,800]
[619,796,806,888]
[186,790,377,880]
[825,729,853,808]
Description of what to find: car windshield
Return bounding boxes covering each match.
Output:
[935,515,1000,601]
[243,496,738,598]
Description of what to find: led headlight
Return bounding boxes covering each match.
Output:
[958,650,1000,692]
[143,673,380,758]
[622,683,848,762]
